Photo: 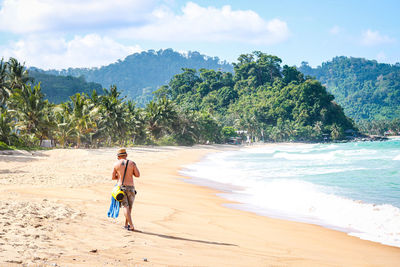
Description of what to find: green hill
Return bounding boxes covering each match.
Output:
[31,51,400,123]
[42,49,233,105]
[0,53,357,148]
[29,69,103,103]
[158,51,355,142]
[298,57,400,121]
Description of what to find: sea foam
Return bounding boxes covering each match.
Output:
[181,141,400,247]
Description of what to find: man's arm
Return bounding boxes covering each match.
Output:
[112,166,118,180]
[132,162,140,177]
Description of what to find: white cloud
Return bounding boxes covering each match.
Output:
[0,1,290,69]
[361,29,395,46]
[0,0,158,33]
[0,1,290,45]
[329,25,341,35]
[116,2,290,45]
[1,34,142,69]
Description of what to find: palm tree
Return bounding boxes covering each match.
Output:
[10,84,47,142]
[283,120,298,141]
[125,100,146,145]
[0,107,15,145]
[237,112,259,142]
[53,103,76,148]
[36,103,57,143]
[0,59,10,107]
[99,85,130,145]
[330,123,343,140]
[312,121,323,140]
[7,58,31,92]
[70,93,98,148]
[171,109,199,145]
[145,97,177,140]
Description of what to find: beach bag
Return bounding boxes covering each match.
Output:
[111,160,129,202]
[111,185,124,201]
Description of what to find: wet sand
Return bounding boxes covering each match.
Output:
[0,145,399,266]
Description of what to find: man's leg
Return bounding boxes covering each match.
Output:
[123,191,135,230]
[123,206,133,228]
[128,205,133,229]
[121,192,133,229]
[123,205,134,230]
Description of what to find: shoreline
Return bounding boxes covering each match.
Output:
[1,145,400,266]
[179,143,400,249]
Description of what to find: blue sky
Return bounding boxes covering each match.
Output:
[0,0,398,69]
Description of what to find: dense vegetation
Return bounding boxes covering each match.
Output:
[157,52,355,142]
[357,119,400,136]
[29,68,103,103]
[0,57,226,147]
[41,49,233,105]
[299,57,400,121]
[0,53,356,149]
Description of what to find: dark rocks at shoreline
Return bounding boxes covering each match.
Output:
[350,135,389,142]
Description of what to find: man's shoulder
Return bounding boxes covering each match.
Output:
[114,159,131,166]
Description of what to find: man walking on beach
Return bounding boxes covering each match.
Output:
[112,148,140,231]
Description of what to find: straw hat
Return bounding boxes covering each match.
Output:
[117,148,127,156]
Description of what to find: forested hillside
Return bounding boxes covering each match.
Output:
[1,54,356,150]
[42,49,233,105]
[157,51,355,142]
[29,69,102,103]
[298,57,400,121]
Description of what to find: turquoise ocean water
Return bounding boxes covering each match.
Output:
[181,139,400,247]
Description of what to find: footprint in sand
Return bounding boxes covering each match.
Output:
[0,199,82,265]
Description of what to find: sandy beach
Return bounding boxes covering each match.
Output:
[1,145,400,267]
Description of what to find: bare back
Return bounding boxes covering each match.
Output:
[112,159,140,186]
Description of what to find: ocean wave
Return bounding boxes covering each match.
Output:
[273,152,335,161]
[272,149,378,162]
[222,179,400,247]
[181,142,400,247]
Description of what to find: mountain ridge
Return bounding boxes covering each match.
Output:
[37,49,233,105]
[29,50,400,121]
[299,56,400,121]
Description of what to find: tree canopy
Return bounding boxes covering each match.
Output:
[158,51,355,142]
[40,49,233,106]
[29,69,103,103]
[1,53,357,149]
[299,56,400,121]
